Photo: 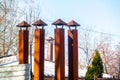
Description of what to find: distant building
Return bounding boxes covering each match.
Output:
[46,37,54,61]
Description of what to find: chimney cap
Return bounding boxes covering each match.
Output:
[16,21,31,27]
[52,19,67,26]
[32,19,47,26]
[67,20,80,27]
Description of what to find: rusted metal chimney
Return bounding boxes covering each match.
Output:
[16,21,31,64]
[32,19,47,80]
[46,37,54,61]
[67,20,80,80]
[52,19,67,80]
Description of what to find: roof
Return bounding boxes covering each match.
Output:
[67,20,80,27]
[32,19,47,26]
[16,21,31,27]
[52,19,67,25]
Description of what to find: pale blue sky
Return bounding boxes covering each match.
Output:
[18,0,120,64]
[36,0,120,64]
[38,0,120,35]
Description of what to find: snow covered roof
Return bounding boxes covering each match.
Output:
[0,55,113,78]
[0,55,18,66]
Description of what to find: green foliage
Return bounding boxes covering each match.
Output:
[84,66,94,80]
[84,50,104,80]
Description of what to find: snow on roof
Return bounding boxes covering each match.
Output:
[0,55,18,66]
[0,55,113,78]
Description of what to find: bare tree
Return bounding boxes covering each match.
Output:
[113,43,120,79]
[78,27,113,69]
[0,0,52,57]
[0,0,18,56]
[78,28,94,66]
[95,37,120,78]
[78,28,102,66]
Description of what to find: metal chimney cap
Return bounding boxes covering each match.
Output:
[67,20,80,27]
[32,19,47,26]
[16,21,31,27]
[52,19,67,26]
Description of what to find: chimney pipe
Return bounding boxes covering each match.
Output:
[46,37,54,61]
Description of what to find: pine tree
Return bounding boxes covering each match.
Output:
[85,50,104,80]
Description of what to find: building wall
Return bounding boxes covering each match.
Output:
[0,64,30,80]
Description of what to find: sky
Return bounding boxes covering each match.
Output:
[37,0,120,36]
[17,0,120,65]
[35,0,120,64]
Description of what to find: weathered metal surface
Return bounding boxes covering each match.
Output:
[32,19,47,26]
[34,29,45,80]
[52,19,67,26]
[68,30,78,80]
[55,28,65,80]
[18,30,29,64]
[67,20,80,30]
[67,20,80,27]
[16,21,31,27]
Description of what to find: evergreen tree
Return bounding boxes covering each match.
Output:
[85,50,104,80]
[84,66,94,80]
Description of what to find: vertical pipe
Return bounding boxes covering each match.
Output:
[55,28,65,80]
[18,30,29,64]
[34,29,45,80]
[68,30,78,80]
[47,41,53,61]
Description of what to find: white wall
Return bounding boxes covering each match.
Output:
[0,64,30,80]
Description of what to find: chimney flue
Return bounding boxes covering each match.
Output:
[46,37,54,61]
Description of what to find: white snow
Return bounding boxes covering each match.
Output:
[102,73,113,78]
